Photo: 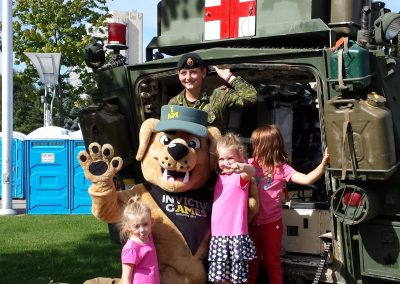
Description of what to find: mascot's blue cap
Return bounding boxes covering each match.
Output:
[155,105,208,138]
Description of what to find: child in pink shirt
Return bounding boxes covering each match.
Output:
[119,196,160,284]
[247,125,329,284]
[208,132,256,284]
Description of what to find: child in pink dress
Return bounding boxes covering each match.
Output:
[119,196,160,284]
[208,132,257,284]
[247,125,329,284]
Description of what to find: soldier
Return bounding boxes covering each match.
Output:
[169,52,257,133]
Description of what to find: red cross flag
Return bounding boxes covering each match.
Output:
[204,0,256,41]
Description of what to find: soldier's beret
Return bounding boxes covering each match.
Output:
[177,52,206,70]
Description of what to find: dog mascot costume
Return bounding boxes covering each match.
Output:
[79,105,258,284]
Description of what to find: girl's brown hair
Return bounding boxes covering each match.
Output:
[251,125,290,169]
[119,195,152,242]
[216,132,248,162]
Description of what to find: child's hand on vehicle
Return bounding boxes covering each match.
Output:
[321,148,330,167]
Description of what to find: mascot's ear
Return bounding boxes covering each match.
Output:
[136,118,159,161]
[207,126,221,170]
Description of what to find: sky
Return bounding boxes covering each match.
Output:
[1,0,400,72]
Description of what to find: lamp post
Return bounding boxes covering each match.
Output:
[24,53,62,126]
[0,0,16,216]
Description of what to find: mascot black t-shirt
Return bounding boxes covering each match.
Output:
[147,182,213,255]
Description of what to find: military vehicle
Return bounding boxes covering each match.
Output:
[81,0,400,283]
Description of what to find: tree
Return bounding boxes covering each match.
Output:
[0,72,43,134]
[13,72,44,134]
[7,0,110,129]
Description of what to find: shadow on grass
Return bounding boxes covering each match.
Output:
[0,231,122,284]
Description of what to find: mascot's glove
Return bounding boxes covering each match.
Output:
[78,142,123,191]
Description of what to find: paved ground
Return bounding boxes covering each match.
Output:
[0,199,26,215]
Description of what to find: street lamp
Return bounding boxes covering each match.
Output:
[24,52,61,126]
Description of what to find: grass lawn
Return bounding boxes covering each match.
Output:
[0,215,122,284]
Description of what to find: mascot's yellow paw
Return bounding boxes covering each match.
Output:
[78,142,123,184]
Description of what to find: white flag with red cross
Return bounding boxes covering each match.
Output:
[204,0,256,41]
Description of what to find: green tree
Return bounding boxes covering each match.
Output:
[8,0,110,130]
[13,72,44,134]
[0,72,43,134]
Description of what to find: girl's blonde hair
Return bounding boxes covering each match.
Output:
[216,132,248,162]
[119,195,152,242]
[251,125,290,169]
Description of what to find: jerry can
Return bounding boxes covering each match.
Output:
[324,93,396,179]
[330,39,371,91]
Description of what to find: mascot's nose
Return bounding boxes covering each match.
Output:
[168,143,189,161]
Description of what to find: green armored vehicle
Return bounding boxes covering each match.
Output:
[81,0,400,283]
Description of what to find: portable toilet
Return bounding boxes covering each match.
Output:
[0,132,26,198]
[26,126,70,214]
[70,130,92,214]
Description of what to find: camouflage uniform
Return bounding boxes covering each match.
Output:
[168,76,257,132]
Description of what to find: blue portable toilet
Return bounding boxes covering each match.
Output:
[26,126,70,214]
[0,132,26,199]
[70,130,92,214]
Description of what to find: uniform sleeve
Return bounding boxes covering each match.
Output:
[168,96,178,105]
[222,76,257,108]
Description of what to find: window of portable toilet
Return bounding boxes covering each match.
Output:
[0,132,26,199]
[26,127,70,214]
[70,130,92,214]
